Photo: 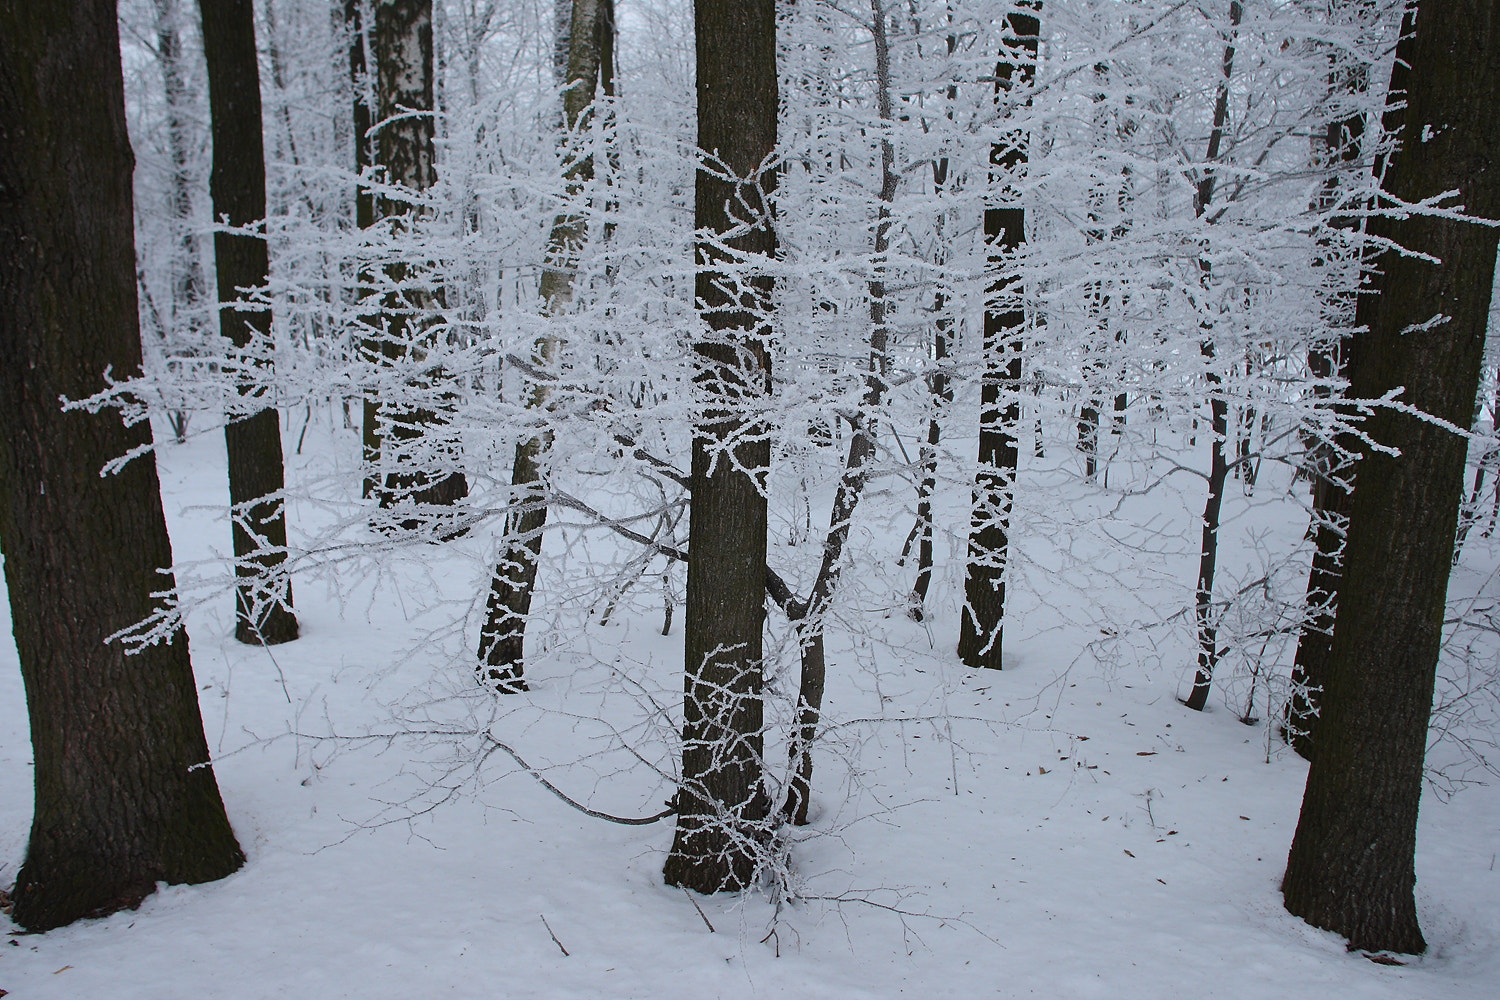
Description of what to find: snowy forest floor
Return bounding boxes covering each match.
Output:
[3,413,1499,1000]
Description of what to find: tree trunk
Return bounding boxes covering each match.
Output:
[663,0,777,894]
[1184,352,1229,711]
[905,30,958,620]
[152,0,207,327]
[1182,0,1241,711]
[1282,0,1500,954]
[780,0,898,826]
[349,0,382,497]
[200,0,300,646]
[364,0,468,517]
[1285,6,1408,757]
[0,0,245,931]
[958,5,1040,672]
[477,0,612,693]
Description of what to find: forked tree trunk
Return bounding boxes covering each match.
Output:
[663,0,778,894]
[0,0,244,931]
[201,0,300,646]
[958,5,1040,672]
[477,0,613,693]
[1282,0,1500,954]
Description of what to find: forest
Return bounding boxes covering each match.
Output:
[1,0,1499,995]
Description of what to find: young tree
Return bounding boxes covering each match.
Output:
[958,3,1041,672]
[477,0,615,693]
[662,0,778,894]
[200,0,300,646]
[1182,0,1243,712]
[0,0,244,932]
[1281,0,1500,954]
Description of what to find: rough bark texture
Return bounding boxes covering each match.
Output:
[478,0,613,693]
[1286,9,1409,757]
[200,0,299,646]
[958,6,1039,671]
[1281,0,1500,954]
[364,0,468,516]
[0,0,245,932]
[663,0,777,894]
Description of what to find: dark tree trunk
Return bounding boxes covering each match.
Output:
[153,0,207,324]
[1285,8,1408,757]
[0,0,245,932]
[780,0,897,826]
[348,0,382,498]
[1282,0,1500,954]
[1184,351,1229,711]
[1182,0,1241,711]
[906,32,959,620]
[200,0,299,646]
[908,295,950,616]
[662,0,777,894]
[364,0,468,517]
[477,0,613,693]
[957,5,1040,672]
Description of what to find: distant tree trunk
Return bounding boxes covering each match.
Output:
[477,0,613,693]
[1284,7,1406,757]
[1282,0,1500,955]
[957,5,1040,672]
[349,0,381,496]
[364,0,468,517]
[200,0,299,646]
[662,0,777,894]
[1182,0,1242,713]
[906,32,958,620]
[152,0,207,330]
[0,0,245,931]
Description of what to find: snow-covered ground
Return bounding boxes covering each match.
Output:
[3,415,1498,1000]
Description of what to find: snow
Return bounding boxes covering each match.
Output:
[3,418,1499,1000]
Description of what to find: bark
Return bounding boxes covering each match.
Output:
[1282,0,1500,954]
[350,0,382,497]
[1285,7,1410,756]
[477,0,613,693]
[957,5,1040,671]
[0,0,244,931]
[1182,0,1241,712]
[364,0,468,517]
[200,0,299,646]
[663,0,777,894]
[152,0,207,324]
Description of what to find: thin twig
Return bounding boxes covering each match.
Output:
[683,889,716,933]
[540,914,569,956]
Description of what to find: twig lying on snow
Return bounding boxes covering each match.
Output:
[540,914,569,956]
